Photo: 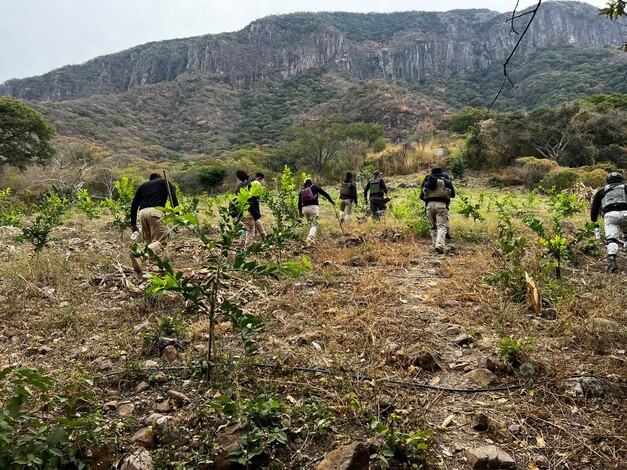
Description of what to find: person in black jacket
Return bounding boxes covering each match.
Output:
[241,173,267,249]
[298,177,335,246]
[130,173,178,273]
[339,172,358,223]
[363,170,388,220]
[590,171,627,273]
[420,167,455,254]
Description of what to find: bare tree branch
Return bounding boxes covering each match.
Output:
[490,0,542,110]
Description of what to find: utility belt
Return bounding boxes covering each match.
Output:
[369,193,384,198]
[603,205,627,215]
[426,197,450,204]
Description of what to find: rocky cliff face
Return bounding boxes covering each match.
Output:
[1,2,623,102]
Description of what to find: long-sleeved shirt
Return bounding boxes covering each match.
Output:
[364,178,388,199]
[298,184,334,212]
[130,178,178,226]
[591,184,627,222]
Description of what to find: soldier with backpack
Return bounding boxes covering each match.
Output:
[298,177,335,246]
[364,170,389,220]
[420,167,455,254]
[339,172,358,223]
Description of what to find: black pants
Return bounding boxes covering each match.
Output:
[370,196,387,220]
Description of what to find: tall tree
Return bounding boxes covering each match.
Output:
[0,97,56,170]
[294,119,384,175]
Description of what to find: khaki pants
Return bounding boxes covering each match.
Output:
[302,205,320,241]
[426,201,450,251]
[339,199,353,222]
[139,207,168,256]
[242,215,266,248]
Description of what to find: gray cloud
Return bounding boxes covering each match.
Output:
[0,0,606,84]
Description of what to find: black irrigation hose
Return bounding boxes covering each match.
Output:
[94,362,609,394]
[256,363,550,393]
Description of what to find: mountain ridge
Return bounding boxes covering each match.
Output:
[1,1,623,102]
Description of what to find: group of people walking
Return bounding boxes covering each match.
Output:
[128,167,626,274]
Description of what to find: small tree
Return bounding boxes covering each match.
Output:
[145,184,309,381]
[197,166,227,194]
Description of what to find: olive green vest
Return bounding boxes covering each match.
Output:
[369,178,382,195]
[340,181,353,197]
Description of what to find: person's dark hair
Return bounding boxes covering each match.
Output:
[255,172,265,180]
[345,172,353,180]
[304,178,313,187]
[431,167,444,175]
[149,173,162,180]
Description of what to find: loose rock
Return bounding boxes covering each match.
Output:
[466,445,516,469]
[118,402,135,417]
[120,450,153,470]
[132,427,156,448]
[316,442,370,470]
[412,350,441,371]
[453,333,474,346]
[161,345,179,362]
[167,390,190,406]
[464,369,497,387]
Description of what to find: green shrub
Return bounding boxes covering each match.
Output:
[514,157,561,188]
[540,170,580,191]
[578,169,606,189]
[487,173,524,188]
[0,367,107,469]
[450,154,466,179]
[497,336,534,369]
[389,189,430,236]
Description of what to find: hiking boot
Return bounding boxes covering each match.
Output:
[435,246,445,254]
[607,255,618,273]
[130,252,144,274]
[305,238,315,247]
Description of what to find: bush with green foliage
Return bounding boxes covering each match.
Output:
[456,193,485,223]
[484,200,528,301]
[74,188,101,219]
[14,192,68,252]
[540,170,580,191]
[370,417,432,469]
[497,336,535,369]
[208,392,288,466]
[100,176,136,232]
[0,188,22,227]
[389,189,430,236]
[450,154,466,179]
[0,367,107,469]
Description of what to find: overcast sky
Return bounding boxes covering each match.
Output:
[0,0,608,84]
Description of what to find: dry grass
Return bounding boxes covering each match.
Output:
[0,177,625,469]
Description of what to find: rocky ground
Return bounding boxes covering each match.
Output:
[0,201,626,469]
